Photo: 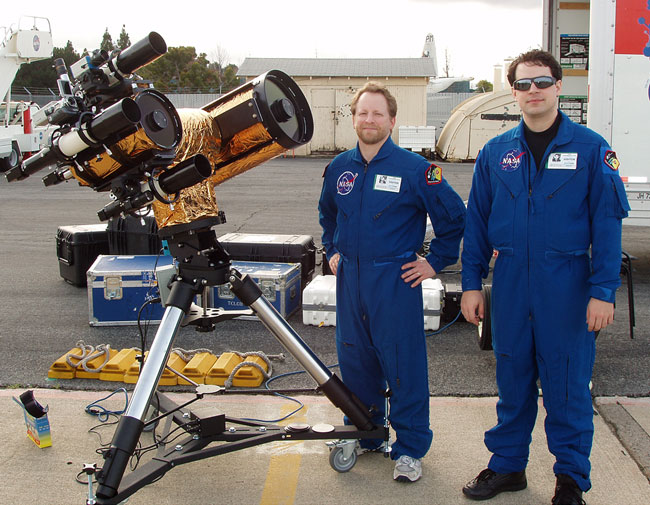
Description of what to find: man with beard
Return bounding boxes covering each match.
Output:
[319,81,465,482]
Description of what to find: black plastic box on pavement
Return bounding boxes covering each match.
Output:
[56,224,110,287]
[213,261,302,318]
[107,213,162,255]
[87,254,174,326]
[218,233,316,288]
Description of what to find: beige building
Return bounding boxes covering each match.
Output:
[238,58,435,155]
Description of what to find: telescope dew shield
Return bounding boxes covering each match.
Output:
[113,32,167,75]
[67,97,141,148]
[69,89,183,187]
[153,154,212,197]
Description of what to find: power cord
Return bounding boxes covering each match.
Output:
[85,388,129,422]
[426,309,462,337]
[241,364,340,423]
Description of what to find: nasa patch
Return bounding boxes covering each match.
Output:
[337,171,358,195]
[425,164,442,185]
[500,148,525,172]
[604,150,620,171]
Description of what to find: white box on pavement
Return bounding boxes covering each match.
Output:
[422,278,443,331]
[302,275,337,327]
[302,275,444,331]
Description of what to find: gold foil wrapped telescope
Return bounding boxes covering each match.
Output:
[152,70,314,228]
[70,89,183,188]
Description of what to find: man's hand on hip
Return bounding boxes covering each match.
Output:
[401,255,436,287]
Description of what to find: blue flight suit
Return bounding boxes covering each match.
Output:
[461,111,630,491]
[319,137,466,460]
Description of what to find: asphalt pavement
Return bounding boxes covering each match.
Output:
[1,156,649,504]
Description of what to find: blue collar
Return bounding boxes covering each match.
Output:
[351,136,397,164]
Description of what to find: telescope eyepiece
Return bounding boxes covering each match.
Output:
[90,49,109,67]
[54,58,67,76]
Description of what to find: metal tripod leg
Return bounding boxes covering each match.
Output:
[95,284,192,500]
[228,269,374,431]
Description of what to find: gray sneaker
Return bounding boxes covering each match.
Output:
[393,455,422,482]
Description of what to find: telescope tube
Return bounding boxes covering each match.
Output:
[152,70,314,228]
[5,97,141,182]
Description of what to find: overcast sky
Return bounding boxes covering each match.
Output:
[4,0,543,84]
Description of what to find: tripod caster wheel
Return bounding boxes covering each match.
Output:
[329,446,357,473]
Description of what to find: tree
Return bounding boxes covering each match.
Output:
[100,28,115,53]
[117,25,131,51]
[210,45,230,93]
[221,64,241,93]
[138,46,199,91]
[443,48,451,78]
[475,80,493,93]
[11,30,240,96]
[12,41,81,92]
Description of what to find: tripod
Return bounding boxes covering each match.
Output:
[91,217,385,504]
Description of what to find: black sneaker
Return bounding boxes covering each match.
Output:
[552,474,586,505]
[462,468,527,501]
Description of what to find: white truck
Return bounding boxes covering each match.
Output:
[544,0,650,225]
[0,16,53,172]
[438,0,650,225]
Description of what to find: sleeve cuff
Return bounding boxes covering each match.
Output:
[589,285,616,304]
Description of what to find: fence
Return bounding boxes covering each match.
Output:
[8,89,480,137]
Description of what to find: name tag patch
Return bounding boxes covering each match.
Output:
[374,174,401,193]
[547,152,578,170]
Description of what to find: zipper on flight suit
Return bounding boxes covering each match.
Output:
[358,159,370,328]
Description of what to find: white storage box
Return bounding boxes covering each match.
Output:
[302,275,337,326]
[398,126,436,152]
[302,275,444,330]
[422,278,444,330]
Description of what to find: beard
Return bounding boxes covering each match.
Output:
[356,125,390,145]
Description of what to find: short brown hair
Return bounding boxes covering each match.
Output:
[350,81,398,118]
[507,49,563,86]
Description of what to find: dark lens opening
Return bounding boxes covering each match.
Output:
[514,79,532,91]
[514,76,556,91]
[533,76,556,89]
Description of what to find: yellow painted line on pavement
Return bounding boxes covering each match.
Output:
[259,402,308,505]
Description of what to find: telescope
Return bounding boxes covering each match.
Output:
[3,31,386,505]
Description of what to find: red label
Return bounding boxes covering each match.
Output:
[615,0,650,55]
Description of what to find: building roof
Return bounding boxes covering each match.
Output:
[237,58,436,78]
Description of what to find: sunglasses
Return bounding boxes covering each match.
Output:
[512,76,557,91]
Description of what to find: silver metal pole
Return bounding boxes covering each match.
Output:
[126,306,185,420]
[249,295,331,385]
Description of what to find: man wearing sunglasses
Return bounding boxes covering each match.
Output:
[460,50,630,504]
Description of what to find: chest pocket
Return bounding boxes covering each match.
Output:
[488,169,523,248]
[543,165,589,251]
[370,186,407,220]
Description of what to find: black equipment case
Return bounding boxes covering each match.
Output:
[218,233,316,288]
[56,224,110,286]
[107,213,162,255]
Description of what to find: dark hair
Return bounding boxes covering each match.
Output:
[350,81,398,118]
[507,49,563,85]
